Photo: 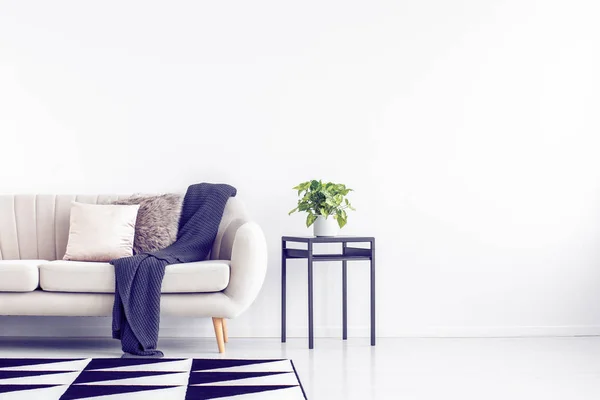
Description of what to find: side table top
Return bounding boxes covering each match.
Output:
[282,235,374,243]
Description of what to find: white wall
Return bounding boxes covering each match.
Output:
[1,0,600,339]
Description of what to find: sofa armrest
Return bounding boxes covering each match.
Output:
[223,221,268,317]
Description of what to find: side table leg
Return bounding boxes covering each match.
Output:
[281,240,287,343]
[342,259,348,340]
[308,242,314,349]
[370,239,376,346]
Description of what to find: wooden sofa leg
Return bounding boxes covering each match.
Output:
[212,317,226,353]
[223,319,228,343]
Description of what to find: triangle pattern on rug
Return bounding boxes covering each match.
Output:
[0,371,80,385]
[0,359,83,368]
[60,384,179,399]
[185,385,299,399]
[86,358,185,371]
[0,358,89,371]
[192,372,299,387]
[0,384,70,400]
[0,384,60,394]
[0,370,76,379]
[75,372,190,387]
[88,359,191,372]
[188,371,288,385]
[74,370,182,384]
[191,359,283,372]
[69,385,189,400]
[210,386,307,400]
[197,360,294,374]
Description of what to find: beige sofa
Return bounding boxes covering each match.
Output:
[0,194,268,353]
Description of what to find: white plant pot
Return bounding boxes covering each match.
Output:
[313,215,339,237]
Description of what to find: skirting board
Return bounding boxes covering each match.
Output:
[163,325,600,338]
[1,317,600,338]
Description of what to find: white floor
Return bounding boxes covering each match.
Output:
[0,337,599,399]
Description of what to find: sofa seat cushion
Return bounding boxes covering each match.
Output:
[0,260,45,292]
[39,260,230,294]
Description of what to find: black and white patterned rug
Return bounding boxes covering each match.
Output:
[0,358,307,399]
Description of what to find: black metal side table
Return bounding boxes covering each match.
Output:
[281,236,375,349]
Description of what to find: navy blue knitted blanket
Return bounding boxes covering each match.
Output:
[111,183,237,357]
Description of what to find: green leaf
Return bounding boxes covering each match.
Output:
[335,209,347,228]
[344,197,355,211]
[293,182,311,196]
[306,213,317,227]
[298,202,310,211]
[288,207,298,215]
[320,208,328,217]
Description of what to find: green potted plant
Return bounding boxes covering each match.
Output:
[288,180,355,236]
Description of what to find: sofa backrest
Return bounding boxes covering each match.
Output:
[0,195,248,261]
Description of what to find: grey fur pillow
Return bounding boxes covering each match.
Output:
[109,194,183,254]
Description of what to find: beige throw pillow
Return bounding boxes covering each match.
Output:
[63,202,140,262]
